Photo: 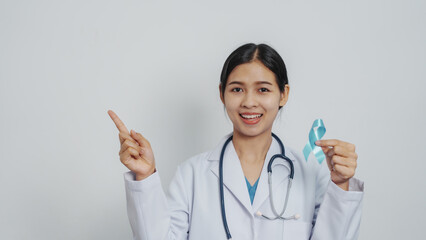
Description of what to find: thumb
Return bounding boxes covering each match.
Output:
[130,130,150,148]
[321,146,330,154]
[321,146,333,172]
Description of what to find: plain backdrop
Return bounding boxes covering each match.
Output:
[1,0,425,239]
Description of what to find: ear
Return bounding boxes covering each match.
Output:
[279,84,290,107]
[219,84,225,104]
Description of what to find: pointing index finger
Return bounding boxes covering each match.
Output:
[108,110,129,134]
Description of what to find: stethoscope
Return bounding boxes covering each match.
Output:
[219,133,300,240]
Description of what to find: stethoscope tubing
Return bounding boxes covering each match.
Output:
[219,135,233,239]
[219,133,294,239]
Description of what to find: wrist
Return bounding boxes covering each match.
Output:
[334,180,349,191]
[135,168,156,181]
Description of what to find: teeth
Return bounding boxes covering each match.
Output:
[241,114,262,119]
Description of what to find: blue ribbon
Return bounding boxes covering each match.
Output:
[303,119,326,164]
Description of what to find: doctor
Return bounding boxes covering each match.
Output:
[108,43,364,240]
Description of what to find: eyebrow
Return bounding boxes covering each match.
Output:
[227,81,273,86]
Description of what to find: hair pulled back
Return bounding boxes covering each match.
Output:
[220,43,289,109]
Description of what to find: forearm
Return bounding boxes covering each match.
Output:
[124,171,171,240]
[310,178,364,240]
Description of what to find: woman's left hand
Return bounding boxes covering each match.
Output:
[315,139,358,191]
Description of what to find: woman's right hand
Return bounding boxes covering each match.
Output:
[108,110,156,181]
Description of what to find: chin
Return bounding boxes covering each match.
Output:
[233,125,271,138]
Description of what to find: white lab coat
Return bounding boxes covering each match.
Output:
[123,133,364,240]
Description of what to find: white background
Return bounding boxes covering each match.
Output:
[1,0,425,239]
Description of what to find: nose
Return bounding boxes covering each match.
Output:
[241,91,258,108]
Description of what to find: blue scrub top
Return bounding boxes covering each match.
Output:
[245,177,260,205]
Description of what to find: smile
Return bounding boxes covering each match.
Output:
[239,113,263,125]
[240,114,263,119]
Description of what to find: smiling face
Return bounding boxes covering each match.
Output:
[220,59,290,138]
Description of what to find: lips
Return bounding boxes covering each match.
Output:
[239,113,263,125]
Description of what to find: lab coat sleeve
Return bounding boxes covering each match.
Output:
[124,168,189,240]
[310,163,364,240]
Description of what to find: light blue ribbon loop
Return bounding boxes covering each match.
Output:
[303,119,326,164]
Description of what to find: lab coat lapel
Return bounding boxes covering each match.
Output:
[209,138,253,214]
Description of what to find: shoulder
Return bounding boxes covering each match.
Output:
[177,133,231,172]
[175,148,218,177]
[179,151,211,171]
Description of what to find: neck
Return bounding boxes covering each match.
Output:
[232,129,273,164]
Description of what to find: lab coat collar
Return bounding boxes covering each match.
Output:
[208,132,294,214]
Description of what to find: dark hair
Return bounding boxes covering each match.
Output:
[220,43,289,109]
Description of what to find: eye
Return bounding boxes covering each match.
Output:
[232,88,243,92]
[259,88,270,92]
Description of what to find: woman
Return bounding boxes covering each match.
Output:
[108,43,364,240]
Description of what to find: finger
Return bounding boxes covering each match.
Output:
[326,146,353,158]
[119,132,138,145]
[320,146,333,155]
[119,139,143,155]
[126,147,141,160]
[331,155,356,168]
[316,139,355,151]
[346,143,356,152]
[120,147,141,165]
[333,164,355,179]
[108,110,129,134]
[120,149,133,165]
[326,154,333,172]
[315,139,340,147]
[131,130,151,148]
